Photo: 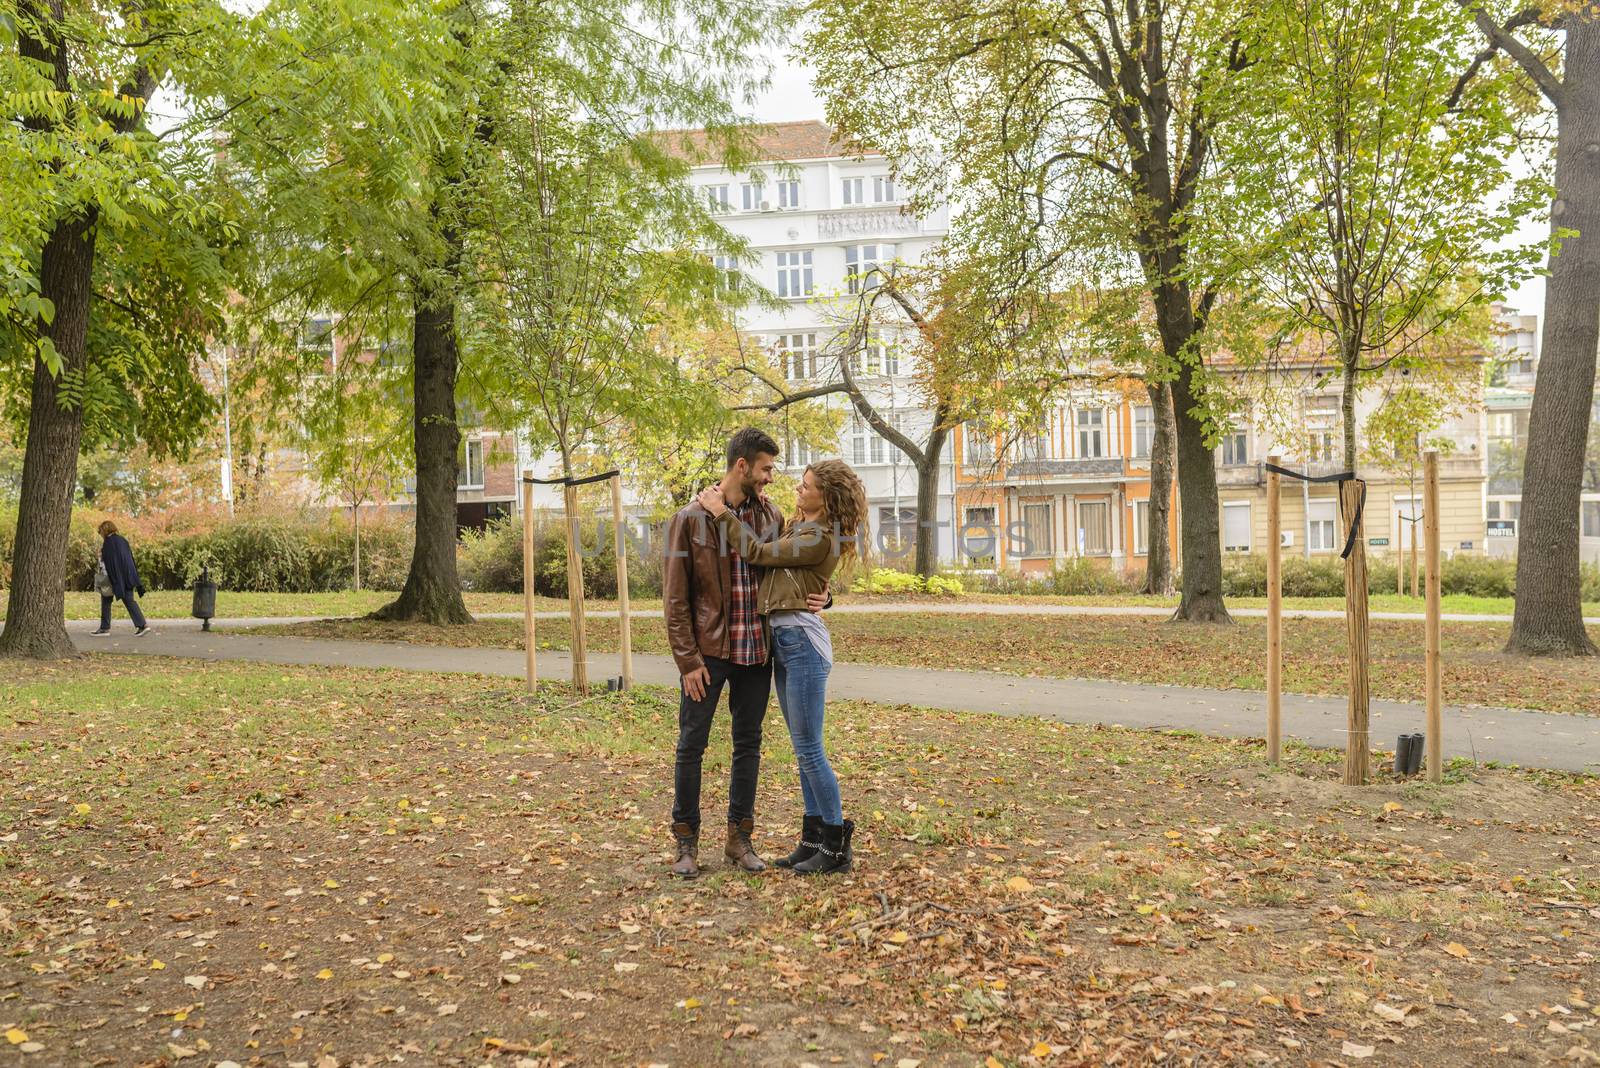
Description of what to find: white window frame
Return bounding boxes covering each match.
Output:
[1584,499,1600,539]
[1394,494,1422,552]
[705,184,730,211]
[850,414,885,466]
[845,243,893,294]
[777,179,800,209]
[1133,405,1153,459]
[776,332,818,381]
[775,250,814,298]
[1133,499,1150,555]
[1223,500,1252,553]
[740,180,763,211]
[1308,498,1338,552]
[1076,409,1105,459]
[841,176,864,206]
[878,506,917,549]
[963,506,998,563]
[1221,426,1249,466]
[458,437,485,490]
[964,422,995,467]
[711,253,740,292]
[1077,499,1110,555]
[873,174,896,203]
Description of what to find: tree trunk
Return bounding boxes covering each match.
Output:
[913,425,948,578]
[1168,352,1232,623]
[1508,20,1600,656]
[353,504,362,592]
[1141,380,1177,596]
[0,209,98,660]
[370,276,472,625]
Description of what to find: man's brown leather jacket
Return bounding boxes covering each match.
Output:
[662,495,782,674]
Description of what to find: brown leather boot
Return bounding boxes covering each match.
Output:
[723,818,767,873]
[670,822,699,879]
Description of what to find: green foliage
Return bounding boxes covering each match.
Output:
[457,515,662,599]
[971,559,1139,597]
[1215,552,1596,600]
[849,569,966,596]
[0,507,411,593]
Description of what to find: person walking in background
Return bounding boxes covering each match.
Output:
[92,520,149,636]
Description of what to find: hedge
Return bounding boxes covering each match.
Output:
[458,514,662,598]
[0,507,412,593]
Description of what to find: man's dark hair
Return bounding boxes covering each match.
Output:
[726,427,780,470]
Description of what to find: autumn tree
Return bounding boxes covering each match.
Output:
[0,0,233,658]
[1232,0,1543,472]
[807,0,1252,620]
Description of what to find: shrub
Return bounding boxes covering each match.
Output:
[457,514,661,598]
[971,557,1136,596]
[1439,553,1515,597]
[851,569,925,595]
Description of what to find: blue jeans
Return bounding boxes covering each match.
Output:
[772,625,842,824]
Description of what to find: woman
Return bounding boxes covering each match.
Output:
[696,459,867,875]
[92,520,149,636]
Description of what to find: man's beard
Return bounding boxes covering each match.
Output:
[739,473,761,499]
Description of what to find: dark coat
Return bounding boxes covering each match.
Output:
[101,533,143,600]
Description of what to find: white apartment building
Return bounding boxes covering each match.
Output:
[681,121,960,561]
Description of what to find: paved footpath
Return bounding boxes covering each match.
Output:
[65,618,1600,775]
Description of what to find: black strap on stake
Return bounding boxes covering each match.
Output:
[1263,462,1367,560]
[523,469,620,488]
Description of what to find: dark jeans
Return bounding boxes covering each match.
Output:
[100,593,147,631]
[672,655,772,831]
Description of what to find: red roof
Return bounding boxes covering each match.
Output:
[653,121,874,165]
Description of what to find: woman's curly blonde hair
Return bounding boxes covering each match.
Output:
[804,459,869,567]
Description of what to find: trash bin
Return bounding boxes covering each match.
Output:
[192,568,217,631]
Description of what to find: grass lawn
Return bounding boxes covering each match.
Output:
[3,656,1596,1066]
[13,588,1598,623]
[255,611,1600,717]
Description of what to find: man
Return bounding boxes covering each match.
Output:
[662,427,825,878]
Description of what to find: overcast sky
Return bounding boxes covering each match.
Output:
[751,51,1552,317]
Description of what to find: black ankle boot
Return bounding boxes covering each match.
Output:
[775,815,823,869]
[792,818,853,875]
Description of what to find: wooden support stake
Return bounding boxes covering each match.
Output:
[1341,478,1371,786]
[1424,450,1442,783]
[1266,455,1282,765]
[1398,538,1406,596]
[522,480,537,694]
[563,482,589,694]
[610,473,633,690]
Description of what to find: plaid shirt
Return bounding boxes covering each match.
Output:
[726,495,768,666]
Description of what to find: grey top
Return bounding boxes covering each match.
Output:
[768,608,833,665]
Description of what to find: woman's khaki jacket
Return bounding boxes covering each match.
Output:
[713,510,842,615]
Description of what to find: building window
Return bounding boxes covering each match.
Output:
[1077,500,1110,555]
[845,243,893,294]
[1076,409,1104,458]
[1220,425,1249,466]
[1584,501,1600,538]
[964,422,995,467]
[777,179,800,208]
[878,506,917,550]
[1133,405,1153,459]
[740,181,764,211]
[841,176,864,205]
[458,438,485,489]
[1021,501,1054,556]
[873,175,896,203]
[853,330,896,377]
[850,414,885,465]
[776,332,818,381]
[706,184,730,211]
[776,250,813,298]
[1223,501,1251,552]
[1308,498,1337,552]
[786,436,818,468]
[711,253,740,292]
[1133,499,1150,555]
[963,506,997,563]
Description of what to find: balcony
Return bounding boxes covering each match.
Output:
[1003,457,1125,481]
